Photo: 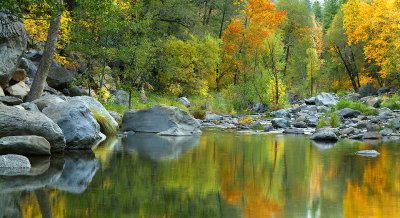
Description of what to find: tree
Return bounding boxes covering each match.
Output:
[322,0,339,31]
[343,0,400,86]
[312,1,322,22]
[26,0,64,101]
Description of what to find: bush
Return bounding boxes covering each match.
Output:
[336,99,378,116]
[329,112,340,128]
[316,116,327,129]
[381,94,400,110]
[336,90,348,97]
[190,100,207,119]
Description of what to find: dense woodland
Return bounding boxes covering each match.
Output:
[2,0,399,112]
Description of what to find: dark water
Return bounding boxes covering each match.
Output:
[1,129,400,217]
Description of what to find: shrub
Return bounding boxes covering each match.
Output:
[336,99,378,116]
[329,112,340,128]
[316,116,327,129]
[381,94,400,110]
[336,90,348,97]
[190,101,207,119]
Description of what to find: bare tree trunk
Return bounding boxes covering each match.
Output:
[98,59,106,101]
[26,1,62,102]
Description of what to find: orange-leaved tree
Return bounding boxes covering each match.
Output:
[343,0,400,85]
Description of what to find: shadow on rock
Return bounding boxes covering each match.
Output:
[49,150,99,194]
[122,133,200,160]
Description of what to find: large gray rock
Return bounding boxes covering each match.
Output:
[69,96,118,129]
[42,101,100,149]
[379,128,393,136]
[110,90,129,105]
[270,108,291,118]
[46,66,77,89]
[122,104,201,136]
[283,128,304,134]
[0,136,51,156]
[337,108,363,118]
[304,97,316,105]
[271,118,290,128]
[5,83,28,99]
[18,57,38,78]
[310,129,338,141]
[24,49,43,62]
[32,95,65,111]
[362,132,382,140]
[177,97,191,107]
[68,86,88,96]
[0,105,66,153]
[0,12,27,88]
[315,93,338,106]
[359,84,377,97]
[390,118,400,129]
[0,154,31,176]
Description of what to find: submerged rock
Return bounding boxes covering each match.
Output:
[0,105,65,153]
[122,104,201,136]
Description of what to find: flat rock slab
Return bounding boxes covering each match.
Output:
[0,136,51,156]
[355,150,380,157]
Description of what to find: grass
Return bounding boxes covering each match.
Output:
[381,94,400,110]
[336,99,378,116]
[317,110,340,129]
[90,109,118,136]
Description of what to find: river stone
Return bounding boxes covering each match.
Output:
[122,104,201,136]
[20,102,40,112]
[272,118,290,128]
[0,105,65,153]
[315,93,338,106]
[310,129,338,142]
[283,128,304,134]
[68,86,88,97]
[359,84,377,97]
[24,49,43,62]
[0,12,27,88]
[42,101,100,149]
[0,96,22,105]
[110,90,129,105]
[46,66,77,89]
[11,68,27,82]
[5,83,28,99]
[355,150,380,157]
[205,113,222,121]
[108,110,122,123]
[0,136,51,156]
[32,95,65,111]
[305,97,316,105]
[379,128,393,136]
[0,87,4,97]
[69,96,118,129]
[365,96,380,108]
[390,118,400,129]
[337,108,363,118]
[378,87,390,95]
[306,116,319,127]
[362,132,382,140]
[177,97,191,107]
[270,108,291,118]
[0,154,31,176]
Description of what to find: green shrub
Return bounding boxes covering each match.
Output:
[381,95,400,110]
[316,116,327,129]
[190,100,207,119]
[336,90,348,97]
[336,99,378,116]
[329,112,340,128]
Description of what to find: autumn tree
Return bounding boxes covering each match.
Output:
[343,0,400,86]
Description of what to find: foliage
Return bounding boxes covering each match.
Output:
[239,116,253,125]
[190,101,207,120]
[381,97,400,110]
[316,116,327,129]
[336,99,378,116]
[90,109,117,136]
[329,112,340,128]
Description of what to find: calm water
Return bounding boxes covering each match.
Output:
[1,129,400,217]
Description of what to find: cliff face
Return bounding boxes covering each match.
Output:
[0,12,27,89]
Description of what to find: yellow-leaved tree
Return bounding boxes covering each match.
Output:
[24,5,71,65]
[343,0,400,83]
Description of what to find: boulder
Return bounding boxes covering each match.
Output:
[378,107,393,116]
[294,122,308,128]
[390,118,400,129]
[108,110,122,123]
[20,102,40,112]
[32,95,65,111]
[110,90,129,105]
[0,12,27,88]
[24,49,43,62]
[0,136,51,156]
[46,66,77,89]
[359,84,377,97]
[69,96,118,129]
[283,128,304,134]
[177,97,191,107]
[0,154,30,176]
[306,116,319,127]
[42,101,100,149]
[68,86,88,97]
[304,97,316,105]
[364,96,380,108]
[18,57,38,78]
[251,103,269,113]
[270,108,291,118]
[205,113,222,121]
[378,87,390,95]
[263,124,274,132]
[310,129,338,141]
[5,83,28,99]
[271,118,290,128]
[362,132,382,140]
[0,96,22,105]
[122,104,201,136]
[355,150,380,157]
[337,108,363,118]
[379,128,393,136]
[11,68,27,82]
[343,93,361,101]
[0,87,4,97]
[315,93,338,106]
[0,105,65,153]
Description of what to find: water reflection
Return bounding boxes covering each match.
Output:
[122,133,200,160]
[2,130,400,217]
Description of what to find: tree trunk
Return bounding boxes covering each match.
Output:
[98,59,106,101]
[128,90,132,109]
[26,1,62,102]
